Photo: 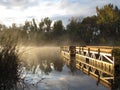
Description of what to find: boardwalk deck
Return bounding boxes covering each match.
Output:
[61,46,120,90]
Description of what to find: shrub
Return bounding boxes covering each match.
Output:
[0,30,21,90]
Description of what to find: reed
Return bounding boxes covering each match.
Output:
[0,31,21,90]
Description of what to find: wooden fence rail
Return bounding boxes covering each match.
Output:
[61,46,120,90]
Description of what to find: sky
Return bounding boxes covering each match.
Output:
[0,0,120,26]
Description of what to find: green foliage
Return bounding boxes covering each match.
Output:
[112,48,120,57]
[0,4,120,89]
[23,21,31,31]
[43,17,52,32]
[96,4,119,24]
[53,20,64,38]
[99,37,106,44]
[67,17,80,32]
[53,20,64,34]
[112,48,120,62]
[32,18,38,31]
[96,4,120,38]
[81,16,98,44]
[39,20,44,32]
[0,4,120,46]
[66,17,83,44]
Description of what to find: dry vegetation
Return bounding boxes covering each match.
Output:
[0,32,21,90]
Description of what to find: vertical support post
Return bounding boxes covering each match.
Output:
[112,48,120,90]
[69,46,76,73]
[69,46,76,59]
[88,48,90,57]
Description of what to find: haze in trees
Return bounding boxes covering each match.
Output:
[0,4,119,46]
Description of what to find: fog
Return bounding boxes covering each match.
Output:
[15,46,107,90]
[18,46,60,65]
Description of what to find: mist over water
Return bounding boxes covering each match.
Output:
[19,46,60,65]
[15,46,108,90]
[0,2,119,89]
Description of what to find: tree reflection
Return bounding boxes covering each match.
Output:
[53,58,64,72]
[38,60,52,75]
[23,56,64,75]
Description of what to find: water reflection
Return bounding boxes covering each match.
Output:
[19,46,107,90]
[20,46,64,74]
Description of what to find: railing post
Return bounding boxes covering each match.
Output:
[69,46,76,73]
[112,48,120,90]
[69,46,76,58]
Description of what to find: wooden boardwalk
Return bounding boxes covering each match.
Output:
[61,46,120,90]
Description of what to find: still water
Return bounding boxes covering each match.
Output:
[18,46,108,90]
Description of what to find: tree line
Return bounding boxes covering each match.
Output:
[0,4,120,46]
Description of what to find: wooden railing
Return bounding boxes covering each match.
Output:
[61,46,120,90]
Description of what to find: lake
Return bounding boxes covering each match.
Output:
[17,46,108,90]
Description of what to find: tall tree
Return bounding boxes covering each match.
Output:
[53,20,64,35]
[39,20,44,32]
[44,17,52,32]
[23,21,31,31]
[66,17,83,44]
[96,4,120,37]
[32,18,38,31]
[81,16,98,44]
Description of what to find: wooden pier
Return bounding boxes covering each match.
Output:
[61,46,120,90]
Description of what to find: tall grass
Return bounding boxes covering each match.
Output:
[0,30,21,90]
